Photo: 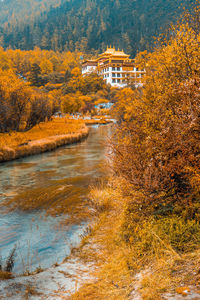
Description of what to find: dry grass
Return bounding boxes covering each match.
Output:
[138,251,200,299]
[24,284,42,299]
[0,271,13,280]
[84,118,113,125]
[0,117,85,148]
[70,182,134,300]
[0,118,88,162]
[69,179,200,300]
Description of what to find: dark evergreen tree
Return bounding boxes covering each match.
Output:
[29,63,42,87]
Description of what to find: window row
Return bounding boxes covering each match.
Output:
[112,79,121,83]
[112,67,121,71]
[112,73,121,78]
[112,78,142,84]
[103,67,109,72]
[112,73,143,78]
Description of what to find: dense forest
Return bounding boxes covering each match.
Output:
[0,0,66,26]
[0,0,194,56]
[0,47,117,133]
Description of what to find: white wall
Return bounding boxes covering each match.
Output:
[82,65,97,75]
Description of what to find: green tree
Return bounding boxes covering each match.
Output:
[29,63,42,86]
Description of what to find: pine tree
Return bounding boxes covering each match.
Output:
[29,63,42,86]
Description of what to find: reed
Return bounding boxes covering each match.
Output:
[0,246,16,280]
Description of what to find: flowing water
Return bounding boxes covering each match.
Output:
[0,124,111,274]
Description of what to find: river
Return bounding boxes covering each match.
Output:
[0,124,111,274]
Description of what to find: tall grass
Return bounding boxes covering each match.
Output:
[0,117,85,149]
[0,117,89,162]
[71,178,200,299]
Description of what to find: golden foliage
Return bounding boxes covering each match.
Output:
[72,5,200,299]
[112,8,200,220]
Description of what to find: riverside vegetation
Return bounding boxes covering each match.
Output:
[70,4,200,299]
[0,46,116,160]
[0,3,200,299]
[0,48,116,130]
[0,118,89,162]
[0,43,113,279]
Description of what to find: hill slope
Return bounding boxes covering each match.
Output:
[0,0,66,26]
[0,0,193,55]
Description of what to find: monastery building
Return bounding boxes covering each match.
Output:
[82,47,145,88]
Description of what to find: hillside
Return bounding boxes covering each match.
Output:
[0,0,65,26]
[0,0,193,55]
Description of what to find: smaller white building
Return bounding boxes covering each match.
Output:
[82,60,97,75]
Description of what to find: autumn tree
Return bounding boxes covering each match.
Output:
[61,92,85,114]
[0,70,53,133]
[26,93,52,129]
[112,7,200,220]
[0,70,31,132]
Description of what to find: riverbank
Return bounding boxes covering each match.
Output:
[70,180,200,300]
[0,118,89,163]
[0,124,110,299]
[1,179,199,299]
[0,255,95,299]
[84,118,113,126]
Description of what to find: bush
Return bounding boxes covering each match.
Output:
[122,212,200,256]
[112,11,200,220]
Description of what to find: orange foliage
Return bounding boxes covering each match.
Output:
[112,8,200,219]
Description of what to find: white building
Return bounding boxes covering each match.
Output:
[82,47,145,88]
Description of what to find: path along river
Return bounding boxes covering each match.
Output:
[0,124,112,274]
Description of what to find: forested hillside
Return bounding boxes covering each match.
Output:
[0,0,193,55]
[0,0,65,26]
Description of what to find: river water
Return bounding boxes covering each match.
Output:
[0,124,111,274]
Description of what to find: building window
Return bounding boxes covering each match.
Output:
[112,73,116,77]
[117,67,120,71]
[117,79,120,83]
[112,67,115,71]
[107,67,109,71]
[112,79,116,83]
[117,73,120,78]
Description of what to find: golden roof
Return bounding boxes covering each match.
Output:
[104,47,115,54]
[97,47,130,60]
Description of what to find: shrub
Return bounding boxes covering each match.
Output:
[122,212,200,256]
